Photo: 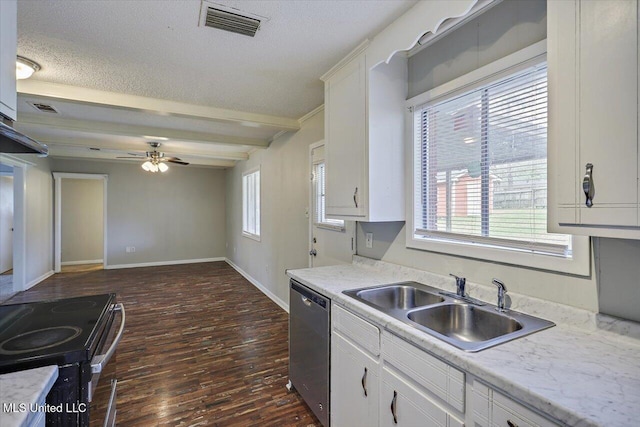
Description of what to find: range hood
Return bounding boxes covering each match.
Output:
[0,120,48,156]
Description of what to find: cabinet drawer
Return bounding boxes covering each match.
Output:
[473,381,559,427]
[332,304,380,356]
[382,333,465,413]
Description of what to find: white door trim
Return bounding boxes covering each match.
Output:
[0,154,31,292]
[309,140,324,267]
[53,172,108,273]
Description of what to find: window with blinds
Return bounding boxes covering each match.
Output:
[313,162,345,229]
[412,63,571,257]
[242,168,260,239]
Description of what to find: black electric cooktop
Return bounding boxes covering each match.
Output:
[0,294,115,373]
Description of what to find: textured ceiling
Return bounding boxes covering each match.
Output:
[17,0,417,119]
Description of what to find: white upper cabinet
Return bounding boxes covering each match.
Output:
[321,0,487,221]
[0,0,18,121]
[548,0,640,238]
[322,45,406,221]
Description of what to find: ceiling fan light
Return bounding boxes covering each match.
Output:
[151,163,159,172]
[158,163,169,172]
[142,161,153,171]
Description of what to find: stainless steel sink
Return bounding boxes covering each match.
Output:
[343,282,554,352]
[351,284,444,310]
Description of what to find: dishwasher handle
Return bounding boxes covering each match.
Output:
[291,280,328,310]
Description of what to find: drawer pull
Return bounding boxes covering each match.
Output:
[390,390,398,424]
[361,367,368,397]
[582,163,594,207]
[507,420,518,427]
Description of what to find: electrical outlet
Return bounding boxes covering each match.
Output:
[365,233,373,249]
[126,246,136,253]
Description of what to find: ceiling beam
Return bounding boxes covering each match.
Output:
[15,113,269,148]
[18,80,301,132]
[40,139,249,161]
[48,150,237,168]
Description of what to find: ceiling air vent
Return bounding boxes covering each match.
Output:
[200,2,263,37]
[28,102,59,114]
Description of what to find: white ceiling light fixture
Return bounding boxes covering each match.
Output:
[16,56,41,80]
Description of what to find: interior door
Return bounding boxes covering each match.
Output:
[310,142,355,267]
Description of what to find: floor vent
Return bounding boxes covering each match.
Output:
[200,3,262,37]
[29,102,59,114]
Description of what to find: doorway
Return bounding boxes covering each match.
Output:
[53,173,108,273]
[309,141,355,267]
[0,163,14,296]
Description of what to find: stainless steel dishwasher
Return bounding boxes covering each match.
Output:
[288,279,330,426]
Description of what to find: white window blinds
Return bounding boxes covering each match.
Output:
[413,64,571,257]
[314,162,344,229]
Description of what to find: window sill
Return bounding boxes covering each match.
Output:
[242,232,261,242]
[406,231,590,276]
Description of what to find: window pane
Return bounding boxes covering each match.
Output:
[414,64,571,256]
[242,169,260,237]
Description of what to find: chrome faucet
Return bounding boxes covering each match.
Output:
[449,274,466,298]
[492,278,508,312]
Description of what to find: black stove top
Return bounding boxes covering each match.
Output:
[0,294,115,373]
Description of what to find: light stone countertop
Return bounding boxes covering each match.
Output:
[287,257,640,427]
[0,365,58,427]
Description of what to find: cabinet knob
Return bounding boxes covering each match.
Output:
[582,163,595,207]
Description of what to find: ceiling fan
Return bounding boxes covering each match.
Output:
[117,142,189,173]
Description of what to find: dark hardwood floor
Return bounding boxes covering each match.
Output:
[5,262,321,426]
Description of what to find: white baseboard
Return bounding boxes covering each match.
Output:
[105,257,225,270]
[61,259,103,266]
[225,258,289,313]
[25,270,55,291]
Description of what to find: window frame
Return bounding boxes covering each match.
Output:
[405,40,590,276]
[242,166,261,241]
[313,160,345,232]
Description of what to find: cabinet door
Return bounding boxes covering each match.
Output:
[550,0,639,229]
[325,53,367,218]
[0,0,17,121]
[331,331,379,427]
[381,367,464,427]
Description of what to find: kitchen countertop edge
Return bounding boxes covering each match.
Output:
[0,365,58,427]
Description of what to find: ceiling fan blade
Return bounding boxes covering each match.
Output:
[167,159,189,165]
[116,156,150,159]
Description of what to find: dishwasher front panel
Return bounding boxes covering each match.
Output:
[289,280,330,426]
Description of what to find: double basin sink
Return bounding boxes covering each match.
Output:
[343,282,554,352]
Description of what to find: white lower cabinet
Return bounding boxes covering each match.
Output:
[471,380,559,427]
[331,331,380,426]
[381,367,464,427]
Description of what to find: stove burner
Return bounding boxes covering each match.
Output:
[0,326,83,355]
[51,300,98,313]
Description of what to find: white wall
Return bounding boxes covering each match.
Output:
[51,159,226,267]
[226,109,349,309]
[21,155,54,288]
[61,178,103,264]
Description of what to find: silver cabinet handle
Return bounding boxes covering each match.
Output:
[582,163,594,207]
[507,420,519,427]
[361,367,368,397]
[390,390,398,424]
[91,303,125,374]
[353,187,358,208]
